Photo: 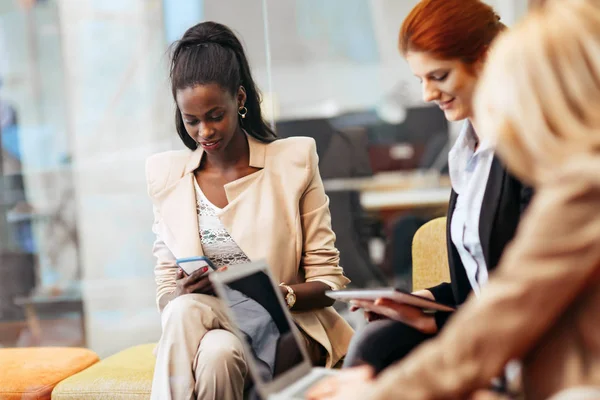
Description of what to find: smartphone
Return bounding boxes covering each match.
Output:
[176,256,217,277]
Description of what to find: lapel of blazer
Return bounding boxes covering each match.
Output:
[479,156,506,269]
[154,149,204,258]
[223,135,266,204]
[218,136,268,262]
[447,190,458,232]
[446,189,470,300]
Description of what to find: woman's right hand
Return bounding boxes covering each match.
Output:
[174,267,217,297]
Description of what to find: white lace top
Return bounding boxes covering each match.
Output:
[193,178,251,267]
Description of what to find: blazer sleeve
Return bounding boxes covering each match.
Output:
[427,282,455,305]
[426,283,455,330]
[299,140,351,291]
[152,205,178,312]
[146,155,178,312]
[367,165,600,399]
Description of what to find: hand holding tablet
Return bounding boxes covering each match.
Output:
[327,288,454,334]
[326,287,455,312]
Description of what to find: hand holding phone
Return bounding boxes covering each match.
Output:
[175,256,218,296]
[177,256,217,277]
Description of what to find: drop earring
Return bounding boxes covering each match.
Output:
[238,106,248,119]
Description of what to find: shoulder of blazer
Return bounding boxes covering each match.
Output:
[145,149,191,197]
[266,136,318,173]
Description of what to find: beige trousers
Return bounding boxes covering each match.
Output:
[151,294,248,400]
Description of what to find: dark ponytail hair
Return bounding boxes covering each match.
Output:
[170,21,277,150]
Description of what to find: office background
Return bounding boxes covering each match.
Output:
[0,0,529,356]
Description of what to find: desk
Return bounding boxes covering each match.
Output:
[360,187,450,211]
[14,291,86,346]
[323,171,449,192]
[323,171,451,212]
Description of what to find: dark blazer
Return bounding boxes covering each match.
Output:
[428,156,533,327]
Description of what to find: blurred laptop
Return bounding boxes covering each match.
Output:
[363,106,449,173]
[210,260,338,400]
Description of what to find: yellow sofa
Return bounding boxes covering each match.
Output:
[51,344,155,400]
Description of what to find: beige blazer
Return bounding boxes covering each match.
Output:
[145,135,354,367]
[368,155,600,400]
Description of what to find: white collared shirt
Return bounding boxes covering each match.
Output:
[448,122,495,296]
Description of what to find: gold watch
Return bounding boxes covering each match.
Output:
[279,283,296,309]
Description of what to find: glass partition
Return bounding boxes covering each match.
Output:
[0,0,529,354]
[0,0,82,347]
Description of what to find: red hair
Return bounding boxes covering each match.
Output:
[400,0,505,64]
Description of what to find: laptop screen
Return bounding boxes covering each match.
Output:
[219,270,306,383]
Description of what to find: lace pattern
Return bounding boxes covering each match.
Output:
[194,179,251,268]
[197,197,218,217]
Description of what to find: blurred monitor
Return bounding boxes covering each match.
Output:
[275,105,449,175]
[275,117,373,179]
[343,106,448,173]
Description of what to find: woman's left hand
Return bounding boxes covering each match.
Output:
[188,265,228,296]
[306,366,374,400]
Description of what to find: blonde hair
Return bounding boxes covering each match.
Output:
[474,0,600,185]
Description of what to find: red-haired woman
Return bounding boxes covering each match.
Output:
[309,0,532,397]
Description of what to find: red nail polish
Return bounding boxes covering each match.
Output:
[203,267,209,272]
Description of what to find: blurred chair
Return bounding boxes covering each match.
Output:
[276,118,386,287]
[411,217,450,291]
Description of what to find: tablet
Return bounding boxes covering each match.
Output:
[326,288,455,312]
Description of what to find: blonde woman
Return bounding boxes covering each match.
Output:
[308,0,600,399]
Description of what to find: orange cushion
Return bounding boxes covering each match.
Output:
[0,347,99,400]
